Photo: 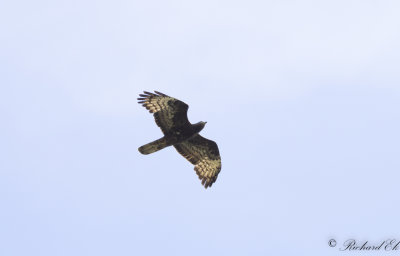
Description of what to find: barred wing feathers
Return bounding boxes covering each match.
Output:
[174,135,221,188]
[138,91,190,134]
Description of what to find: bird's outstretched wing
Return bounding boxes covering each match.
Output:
[174,135,221,188]
[138,91,190,134]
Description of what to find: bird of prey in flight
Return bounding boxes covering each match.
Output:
[138,91,221,188]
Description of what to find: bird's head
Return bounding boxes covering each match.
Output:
[194,121,207,133]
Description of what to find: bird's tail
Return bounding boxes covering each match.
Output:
[138,137,171,155]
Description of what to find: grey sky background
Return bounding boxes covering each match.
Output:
[1,0,400,255]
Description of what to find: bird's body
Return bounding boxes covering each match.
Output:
[138,91,221,188]
[138,121,205,155]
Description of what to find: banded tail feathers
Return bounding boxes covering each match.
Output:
[138,137,170,155]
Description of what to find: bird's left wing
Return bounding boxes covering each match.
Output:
[174,135,221,188]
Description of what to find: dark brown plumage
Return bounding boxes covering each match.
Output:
[138,91,221,188]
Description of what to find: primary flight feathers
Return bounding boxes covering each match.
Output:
[138,91,221,188]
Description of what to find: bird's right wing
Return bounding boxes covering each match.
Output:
[138,91,190,134]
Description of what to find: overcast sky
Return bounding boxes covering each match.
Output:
[1,0,400,255]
